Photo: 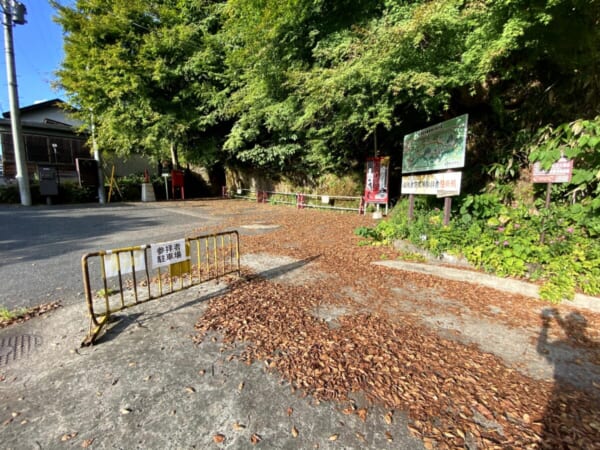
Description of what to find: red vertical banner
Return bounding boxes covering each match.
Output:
[364,157,389,204]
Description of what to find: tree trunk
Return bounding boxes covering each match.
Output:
[170,142,180,169]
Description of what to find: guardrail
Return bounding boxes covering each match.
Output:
[81,231,240,345]
[224,188,365,213]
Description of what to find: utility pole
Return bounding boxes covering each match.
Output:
[90,112,106,204]
[1,0,30,205]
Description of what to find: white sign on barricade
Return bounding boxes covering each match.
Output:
[103,250,146,278]
[150,239,187,269]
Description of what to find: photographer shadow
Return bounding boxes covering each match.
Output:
[537,308,600,448]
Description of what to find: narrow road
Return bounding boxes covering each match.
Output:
[0,202,222,310]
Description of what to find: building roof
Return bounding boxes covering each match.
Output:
[2,99,73,118]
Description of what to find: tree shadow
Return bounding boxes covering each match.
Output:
[94,255,321,344]
[249,255,321,281]
[536,308,600,448]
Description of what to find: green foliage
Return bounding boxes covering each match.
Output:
[0,306,27,321]
[529,116,600,209]
[357,196,600,302]
[53,0,600,181]
[53,0,226,164]
[58,182,98,203]
[0,184,21,203]
[398,252,426,263]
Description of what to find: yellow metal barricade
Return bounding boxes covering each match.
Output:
[81,231,240,345]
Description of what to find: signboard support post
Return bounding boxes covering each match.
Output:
[539,182,552,245]
[408,194,415,221]
[443,197,451,226]
[531,158,573,245]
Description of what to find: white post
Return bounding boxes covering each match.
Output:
[90,113,105,203]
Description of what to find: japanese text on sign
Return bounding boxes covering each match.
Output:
[532,159,573,183]
[401,172,462,196]
[150,239,187,269]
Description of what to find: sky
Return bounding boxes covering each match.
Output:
[0,1,72,114]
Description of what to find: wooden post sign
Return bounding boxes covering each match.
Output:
[532,158,574,244]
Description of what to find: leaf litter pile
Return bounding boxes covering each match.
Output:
[192,200,600,449]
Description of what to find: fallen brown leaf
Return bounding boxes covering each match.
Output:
[383,411,393,424]
[232,422,246,431]
[356,408,367,422]
[61,432,77,441]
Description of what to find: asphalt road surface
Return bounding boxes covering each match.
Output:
[0,201,224,310]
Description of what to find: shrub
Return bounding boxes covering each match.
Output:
[358,197,600,302]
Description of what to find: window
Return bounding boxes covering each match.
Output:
[25,135,50,162]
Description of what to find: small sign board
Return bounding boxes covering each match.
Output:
[532,159,573,183]
[103,250,146,278]
[364,156,390,204]
[402,115,468,174]
[401,171,462,196]
[150,239,188,269]
[38,164,59,196]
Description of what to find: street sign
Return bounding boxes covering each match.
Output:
[532,159,573,183]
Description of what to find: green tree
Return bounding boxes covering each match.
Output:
[53,0,226,166]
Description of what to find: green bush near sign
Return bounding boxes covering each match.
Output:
[356,194,600,303]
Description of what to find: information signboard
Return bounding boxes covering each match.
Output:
[402,114,468,174]
[401,171,462,196]
[364,156,390,204]
[532,159,573,183]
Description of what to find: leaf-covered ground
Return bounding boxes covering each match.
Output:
[193,200,600,449]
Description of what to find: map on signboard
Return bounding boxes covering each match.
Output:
[402,114,468,174]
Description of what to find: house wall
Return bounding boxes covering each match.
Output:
[103,153,154,177]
